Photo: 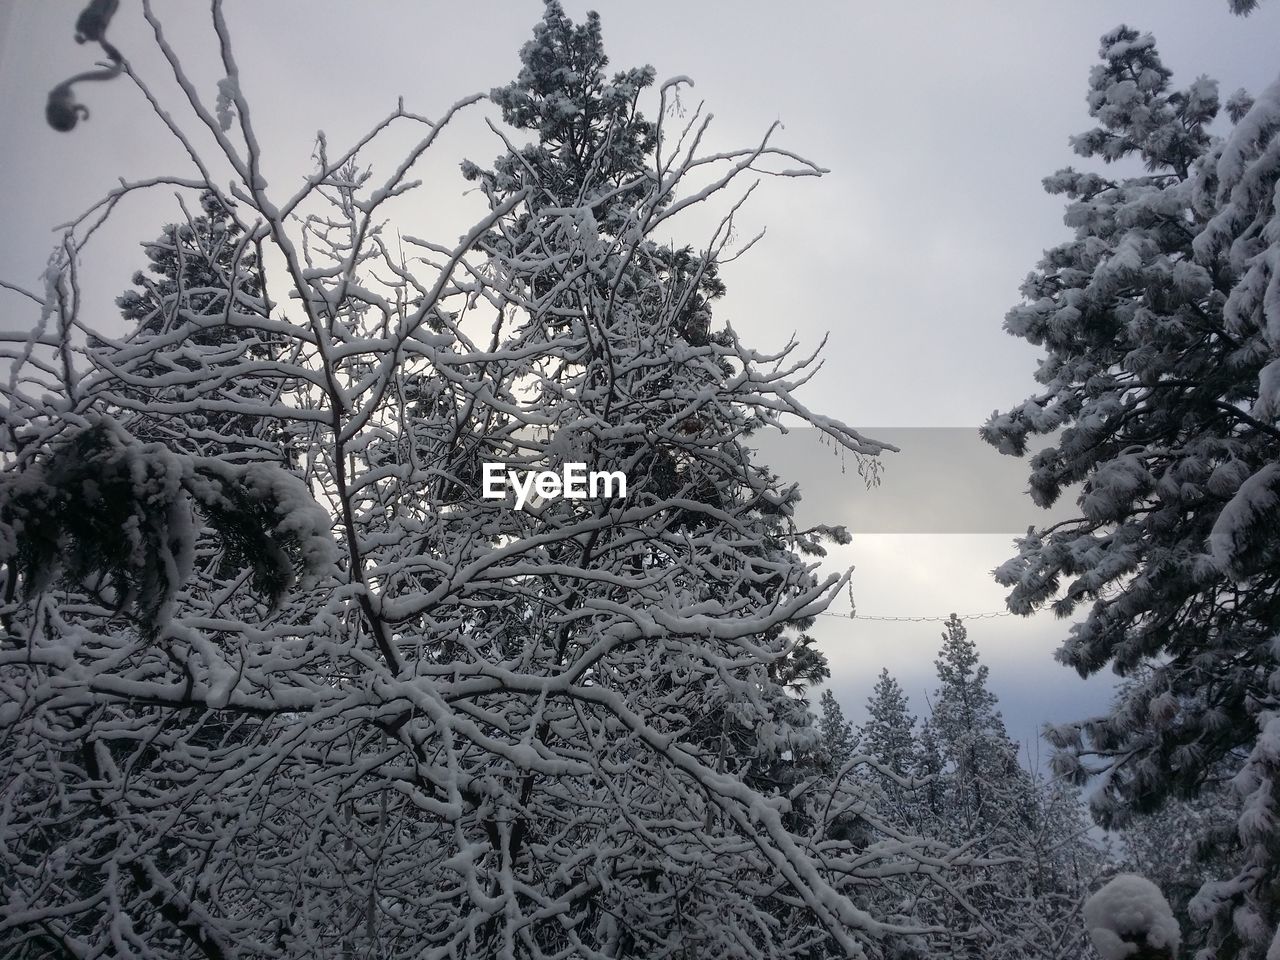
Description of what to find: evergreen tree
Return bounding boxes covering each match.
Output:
[930,615,1023,830]
[108,190,288,462]
[856,668,920,836]
[462,1,725,351]
[454,7,898,947]
[924,617,1099,959]
[809,644,1104,959]
[915,717,946,823]
[986,24,1280,953]
[818,687,857,769]
[861,667,917,776]
[117,192,264,337]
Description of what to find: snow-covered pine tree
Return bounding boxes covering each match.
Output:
[0,176,333,952]
[929,616,1024,832]
[853,668,921,838]
[448,6,933,949]
[106,189,289,461]
[807,643,1099,959]
[986,23,1280,953]
[1017,769,1108,959]
[915,716,946,821]
[837,669,943,954]
[861,668,917,778]
[819,687,858,769]
[922,616,1099,959]
[924,616,1030,958]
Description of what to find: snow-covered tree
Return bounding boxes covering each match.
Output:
[1122,778,1240,957]
[0,3,994,958]
[811,638,1102,960]
[921,617,1033,957]
[109,189,287,461]
[917,618,1100,960]
[819,687,858,769]
[855,668,922,840]
[928,616,1027,834]
[860,669,916,777]
[987,23,1280,955]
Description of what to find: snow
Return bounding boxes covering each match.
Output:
[1207,462,1280,580]
[1083,874,1181,960]
[7,5,1266,958]
[1214,73,1280,202]
[215,77,238,131]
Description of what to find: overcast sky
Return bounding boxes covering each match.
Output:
[2,1,1278,749]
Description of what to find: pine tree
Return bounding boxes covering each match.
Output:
[108,190,287,462]
[861,668,917,776]
[916,717,946,822]
[453,7,899,947]
[925,617,1099,959]
[930,615,1023,830]
[117,192,264,337]
[462,1,725,352]
[818,687,857,769]
[986,23,1280,953]
[855,668,920,838]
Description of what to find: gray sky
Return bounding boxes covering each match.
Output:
[2,1,1277,748]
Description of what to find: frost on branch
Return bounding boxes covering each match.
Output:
[1083,874,1180,960]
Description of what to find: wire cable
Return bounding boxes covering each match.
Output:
[815,609,1014,623]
